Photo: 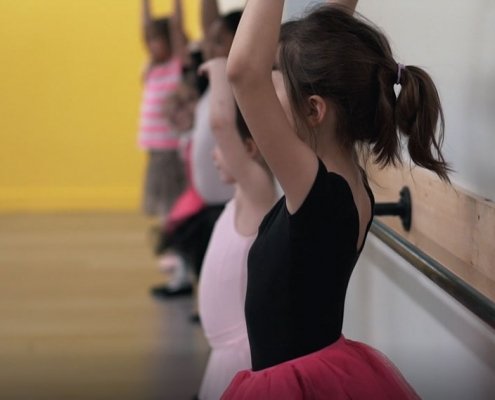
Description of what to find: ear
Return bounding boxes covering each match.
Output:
[307,95,327,127]
[243,138,259,159]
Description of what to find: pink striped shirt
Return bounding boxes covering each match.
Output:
[138,58,182,150]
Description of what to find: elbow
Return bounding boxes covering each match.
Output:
[227,56,267,89]
[226,57,245,86]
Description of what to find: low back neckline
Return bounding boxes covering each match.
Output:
[324,168,375,254]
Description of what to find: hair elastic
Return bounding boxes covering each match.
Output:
[396,63,405,85]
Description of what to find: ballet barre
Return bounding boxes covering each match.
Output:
[374,187,411,231]
[372,188,495,329]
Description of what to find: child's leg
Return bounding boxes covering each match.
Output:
[151,249,193,299]
[157,250,190,290]
[143,150,186,220]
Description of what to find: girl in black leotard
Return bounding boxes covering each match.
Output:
[221,0,450,399]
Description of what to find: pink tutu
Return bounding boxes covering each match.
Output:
[165,186,204,233]
[221,336,420,400]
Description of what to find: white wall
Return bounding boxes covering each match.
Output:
[345,3,495,397]
[220,0,317,20]
[345,236,495,399]
[218,0,244,13]
[357,0,495,201]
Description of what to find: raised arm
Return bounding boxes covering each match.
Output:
[141,0,153,39]
[199,58,258,189]
[169,0,187,61]
[226,0,317,214]
[201,0,220,37]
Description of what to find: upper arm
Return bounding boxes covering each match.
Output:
[141,0,152,42]
[206,59,258,189]
[169,0,187,61]
[225,0,318,214]
[231,73,318,214]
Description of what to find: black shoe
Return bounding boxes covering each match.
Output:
[150,283,193,299]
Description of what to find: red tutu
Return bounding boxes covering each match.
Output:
[165,187,204,233]
[221,336,420,400]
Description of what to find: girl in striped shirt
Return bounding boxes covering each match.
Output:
[139,0,188,220]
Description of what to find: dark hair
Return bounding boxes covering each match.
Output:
[147,18,171,49]
[279,5,450,181]
[220,11,243,36]
[182,50,209,96]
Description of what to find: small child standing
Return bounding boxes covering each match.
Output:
[139,0,187,220]
[196,58,278,400]
[152,80,202,297]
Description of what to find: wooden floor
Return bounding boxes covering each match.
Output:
[0,213,209,400]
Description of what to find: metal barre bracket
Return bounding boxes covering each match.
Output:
[374,186,412,231]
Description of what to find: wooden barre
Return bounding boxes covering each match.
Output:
[368,163,495,304]
[371,219,495,329]
[374,187,412,231]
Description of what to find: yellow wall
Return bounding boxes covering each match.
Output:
[0,0,201,212]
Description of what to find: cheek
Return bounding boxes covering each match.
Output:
[149,40,168,58]
[279,93,291,120]
[273,74,294,127]
[212,147,222,166]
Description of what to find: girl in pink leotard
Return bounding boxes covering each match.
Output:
[196,58,278,400]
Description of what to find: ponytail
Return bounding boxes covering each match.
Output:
[373,63,450,182]
[395,66,450,181]
[278,5,451,182]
